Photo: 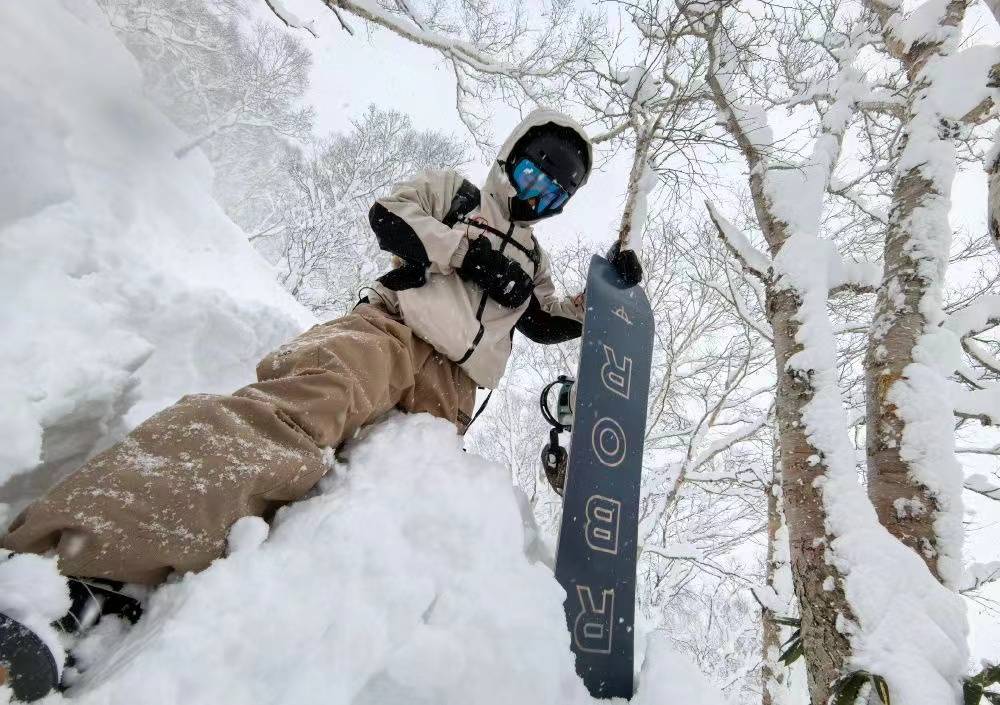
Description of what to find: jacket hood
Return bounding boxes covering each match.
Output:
[484,108,593,225]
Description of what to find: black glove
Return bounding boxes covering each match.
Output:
[458,237,534,308]
[606,241,643,287]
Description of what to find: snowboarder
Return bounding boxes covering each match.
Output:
[0,109,641,698]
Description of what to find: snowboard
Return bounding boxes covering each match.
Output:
[554,254,654,700]
[0,613,59,701]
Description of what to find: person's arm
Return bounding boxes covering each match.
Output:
[368,168,472,275]
[516,241,643,342]
[515,249,585,344]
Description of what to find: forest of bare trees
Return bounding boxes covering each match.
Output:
[106,0,1000,702]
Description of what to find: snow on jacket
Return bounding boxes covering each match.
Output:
[368,109,592,388]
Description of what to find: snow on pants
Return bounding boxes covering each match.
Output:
[2,304,476,584]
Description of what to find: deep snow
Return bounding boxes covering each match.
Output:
[2,415,730,705]
[0,0,313,511]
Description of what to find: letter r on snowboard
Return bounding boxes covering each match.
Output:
[573,585,615,654]
[600,344,632,400]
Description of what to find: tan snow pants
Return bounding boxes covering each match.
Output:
[2,304,476,584]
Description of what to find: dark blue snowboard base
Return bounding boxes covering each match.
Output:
[554,255,654,699]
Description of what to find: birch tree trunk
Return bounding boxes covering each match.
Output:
[988,144,1000,254]
[984,2,1000,255]
[766,289,856,705]
[863,0,970,587]
[708,16,854,703]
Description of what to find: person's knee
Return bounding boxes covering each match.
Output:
[257,318,383,380]
[261,333,412,392]
[256,336,322,380]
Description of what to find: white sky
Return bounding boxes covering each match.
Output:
[251,0,634,253]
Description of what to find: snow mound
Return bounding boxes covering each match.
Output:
[23,415,721,705]
[0,553,71,676]
[0,0,313,505]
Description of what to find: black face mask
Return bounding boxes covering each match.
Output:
[505,124,589,221]
[509,194,548,222]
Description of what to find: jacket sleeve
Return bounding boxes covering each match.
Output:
[368,168,470,275]
[516,247,585,344]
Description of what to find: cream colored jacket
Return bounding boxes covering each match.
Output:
[369,109,592,388]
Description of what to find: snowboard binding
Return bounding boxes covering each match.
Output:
[539,375,575,495]
[60,577,144,633]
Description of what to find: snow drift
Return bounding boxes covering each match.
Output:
[0,415,726,705]
[0,0,313,510]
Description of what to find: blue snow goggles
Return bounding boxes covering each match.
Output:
[511,158,571,215]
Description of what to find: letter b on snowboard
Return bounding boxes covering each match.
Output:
[584,495,620,554]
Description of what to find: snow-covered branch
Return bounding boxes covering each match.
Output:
[267,0,600,148]
[263,0,320,37]
[953,387,1000,426]
[965,473,1000,500]
[685,413,770,481]
[316,1,521,76]
[828,259,882,297]
[643,543,704,561]
[945,295,1000,338]
[701,268,774,343]
[959,561,1000,592]
[828,183,889,225]
[705,200,771,280]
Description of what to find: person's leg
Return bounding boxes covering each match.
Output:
[400,335,478,434]
[1,305,427,584]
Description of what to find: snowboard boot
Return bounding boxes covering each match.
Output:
[0,612,59,702]
[59,577,144,633]
[0,578,143,701]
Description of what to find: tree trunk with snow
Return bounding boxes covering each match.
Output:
[616,136,656,252]
[863,0,972,587]
[863,168,949,579]
[766,289,855,705]
[986,0,1000,254]
[705,111,855,705]
[699,7,870,701]
[562,1,974,699]
[988,143,1000,254]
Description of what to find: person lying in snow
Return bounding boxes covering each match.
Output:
[0,108,641,698]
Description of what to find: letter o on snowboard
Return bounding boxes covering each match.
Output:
[591,417,626,467]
